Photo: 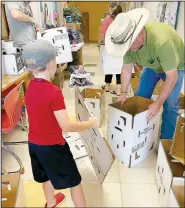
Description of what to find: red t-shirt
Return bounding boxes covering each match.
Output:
[25,78,66,145]
[99,15,113,34]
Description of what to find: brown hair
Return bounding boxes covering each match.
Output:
[109,1,122,19]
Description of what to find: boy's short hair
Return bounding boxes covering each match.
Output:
[22,40,57,73]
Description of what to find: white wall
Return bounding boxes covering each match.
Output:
[143,2,184,95]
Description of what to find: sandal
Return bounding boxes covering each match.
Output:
[110,90,120,96]
[102,85,109,92]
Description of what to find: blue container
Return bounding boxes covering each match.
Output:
[66,16,72,23]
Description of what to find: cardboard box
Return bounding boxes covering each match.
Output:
[170,114,184,165]
[108,96,159,167]
[63,132,87,160]
[81,88,105,126]
[167,182,184,207]
[75,88,114,183]
[37,27,73,64]
[156,140,185,207]
[100,45,123,75]
[2,173,26,207]
[3,52,26,75]
[65,23,81,31]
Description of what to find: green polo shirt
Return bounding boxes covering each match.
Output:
[123,22,184,73]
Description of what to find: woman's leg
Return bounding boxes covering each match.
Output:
[116,74,121,95]
[104,74,113,91]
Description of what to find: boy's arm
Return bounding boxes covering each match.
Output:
[54,109,99,132]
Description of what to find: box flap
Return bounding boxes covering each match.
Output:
[170,114,185,165]
[172,186,184,207]
[161,140,184,177]
[81,88,104,99]
[109,96,154,117]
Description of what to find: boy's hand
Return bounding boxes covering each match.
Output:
[88,117,99,128]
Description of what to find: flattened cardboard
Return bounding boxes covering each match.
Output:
[170,114,185,165]
[75,88,114,183]
[63,132,87,159]
[156,140,185,207]
[81,88,105,126]
[108,96,159,167]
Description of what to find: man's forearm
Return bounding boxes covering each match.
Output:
[121,64,132,93]
[10,9,34,23]
[156,76,177,105]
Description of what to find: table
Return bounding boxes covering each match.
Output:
[71,42,84,52]
[2,71,32,92]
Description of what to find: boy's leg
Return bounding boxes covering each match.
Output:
[135,68,161,98]
[70,183,86,207]
[43,181,56,207]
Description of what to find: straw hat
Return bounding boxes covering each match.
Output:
[105,8,149,58]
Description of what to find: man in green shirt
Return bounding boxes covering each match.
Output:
[105,8,184,140]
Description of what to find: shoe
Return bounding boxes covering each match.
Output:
[102,85,109,92]
[45,192,65,208]
[110,90,120,96]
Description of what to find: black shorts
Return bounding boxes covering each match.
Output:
[28,142,81,190]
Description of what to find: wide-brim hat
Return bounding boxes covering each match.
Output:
[105,8,149,58]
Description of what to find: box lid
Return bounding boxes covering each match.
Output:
[170,114,185,165]
[81,88,104,99]
[161,140,185,177]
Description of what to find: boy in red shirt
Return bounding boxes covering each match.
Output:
[23,40,99,208]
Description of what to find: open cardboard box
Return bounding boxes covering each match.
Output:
[108,96,160,167]
[156,140,185,207]
[81,88,105,126]
[168,180,184,207]
[170,114,184,165]
[130,78,184,108]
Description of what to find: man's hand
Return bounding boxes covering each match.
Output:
[31,18,44,32]
[146,101,162,120]
[35,26,45,33]
[117,93,128,104]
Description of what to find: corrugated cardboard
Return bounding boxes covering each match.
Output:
[156,140,185,207]
[75,88,114,183]
[63,132,87,160]
[37,27,73,64]
[2,173,26,207]
[108,96,160,167]
[170,114,185,165]
[168,182,184,207]
[81,88,105,126]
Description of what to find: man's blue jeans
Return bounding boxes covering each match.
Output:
[135,68,184,139]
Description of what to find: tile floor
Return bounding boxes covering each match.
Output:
[2,44,160,207]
